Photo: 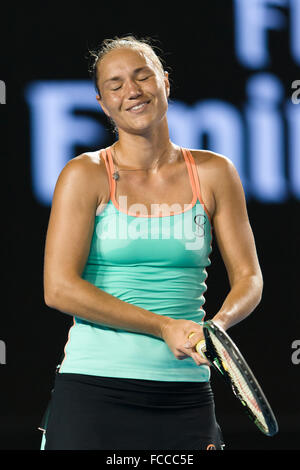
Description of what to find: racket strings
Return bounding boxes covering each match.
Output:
[209,334,269,433]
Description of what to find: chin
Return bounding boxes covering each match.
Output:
[121,113,167,136]
[119,120,156,136]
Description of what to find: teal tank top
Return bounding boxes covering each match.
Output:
[59,146,213,382]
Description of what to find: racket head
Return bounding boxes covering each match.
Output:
[200,320,278,437]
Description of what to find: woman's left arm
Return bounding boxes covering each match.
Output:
[208,154,263,331]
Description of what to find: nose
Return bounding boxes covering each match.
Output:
[125,79,142,99]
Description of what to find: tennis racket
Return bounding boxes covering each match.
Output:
[191,320,278,437]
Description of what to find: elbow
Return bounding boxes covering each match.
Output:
[44,283,61,309]
[255,287,263,308]
[257,270,264,301]
[251,271,264,307]
[44,276,71,309]
[232,271,263,307]
[44,274,81,310]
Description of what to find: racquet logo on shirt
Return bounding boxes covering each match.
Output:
[193,214,207,238]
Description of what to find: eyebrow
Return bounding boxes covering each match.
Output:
[103,66,152,85]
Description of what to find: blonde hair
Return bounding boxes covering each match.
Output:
[88,35,166,96]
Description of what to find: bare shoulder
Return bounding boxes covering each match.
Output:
[65,150,104,174]
[190,149,235,173]
[190,149,242,191]
[189,149,244,219]
[55,150,109,206]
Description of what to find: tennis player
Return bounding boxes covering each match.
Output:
[40,36,263,450]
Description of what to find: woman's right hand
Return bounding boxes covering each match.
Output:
[160,318,210,366]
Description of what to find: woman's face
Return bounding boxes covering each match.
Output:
[96,48,170,135]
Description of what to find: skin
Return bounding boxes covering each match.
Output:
[44,47,263,367]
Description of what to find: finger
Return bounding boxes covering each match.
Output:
[187,332,204,347]
[181,340,203,358]
[180,345,196,357]
[187,333,207,358]
[177,348,192,359]
[191,352,210,367]
[177,354,189,360]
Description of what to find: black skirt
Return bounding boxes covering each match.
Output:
[42,372,224,450]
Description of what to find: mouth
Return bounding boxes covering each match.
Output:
[126,100,151,113]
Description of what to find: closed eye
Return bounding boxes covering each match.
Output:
[111,75,152,90]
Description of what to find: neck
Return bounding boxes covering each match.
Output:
[114,120,176,172]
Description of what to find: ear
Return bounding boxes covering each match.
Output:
[96,94,111,117]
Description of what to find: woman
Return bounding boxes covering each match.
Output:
[41,36,263,450]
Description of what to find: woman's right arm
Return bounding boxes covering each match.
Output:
[43,155,206,365]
